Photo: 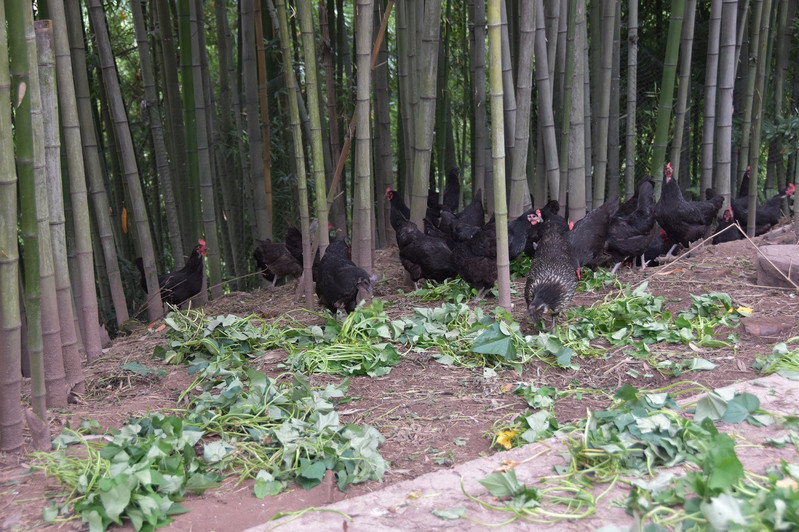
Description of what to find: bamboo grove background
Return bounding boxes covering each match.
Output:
[1,0,798,450]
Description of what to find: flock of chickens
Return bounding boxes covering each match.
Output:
[136,164,794,328]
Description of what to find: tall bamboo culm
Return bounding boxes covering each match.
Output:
[0,0,24,452]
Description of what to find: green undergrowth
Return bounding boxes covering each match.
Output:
[447,384,799,530]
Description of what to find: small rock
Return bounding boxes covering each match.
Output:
[742,317,794,337]
[756,245,799,289]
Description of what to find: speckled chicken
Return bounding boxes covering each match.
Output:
[525,216,578,329]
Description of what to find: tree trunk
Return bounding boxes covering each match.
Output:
[213,0,247,290]
[0,0,24,452]
[625,0,638,200]
[131,0,184,272]
[739,0,764,199]
[373,1,394,249]
[557,0,577,214]
[154,0,190,254]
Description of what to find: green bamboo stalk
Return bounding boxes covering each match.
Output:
[86,0,163,320]
[8,0,47,419]
[746,0,773,235]
[739,0,764,191]
[177,0,202,247]
[297,0,331,257]
[36,20,84,395]
[508,0,535,218]
[701,0,721,194]
[535,0,560,200]
[624,0,638,200]
[354,0,374,269]
[714,0,737,202]
[275,0,314,305]
[0,0,24,452]
[190,0,220,301]
[46,0,103,361]
[409,1,442,226]
[567,0,586,222]
[63,0,129,331]
[651,0,685,196]
[557,0,577,212]
[241,0,270,242]
[487,0,511,310]
[669,0,697,185]
[470,0,489,204]
[592,0,616,207]
[154,0,191,252]
[130,0,184,269]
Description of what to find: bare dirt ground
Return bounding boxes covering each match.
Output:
[2,222,798,532]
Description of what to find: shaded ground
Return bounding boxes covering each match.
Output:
[1,223,798,532]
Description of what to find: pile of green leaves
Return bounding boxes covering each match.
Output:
[448,384,799,528]
[563,283,742,359]
[753,339,799,380]
[34,416,218,531]
[34,368,386,531]
[155,304,403,378]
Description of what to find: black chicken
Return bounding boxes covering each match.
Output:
[393,216,457,288]
[524,200,563,257]
[315,238,378,314]
[253,238,303,289]
[442,166,461,213]
[452,219,497,300]
[525,217,578,329]
[525,201,569,253]
[606,177,657,273]
[635,226,673,267]
[732,182,795,236]
[136,238,207,306]
[386,188,411,224]
[655,162,723,254]
[713,206,743,244]
[566,196,619,276]
[507,208,537,261]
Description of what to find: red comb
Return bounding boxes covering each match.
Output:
[198,238,206,246]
